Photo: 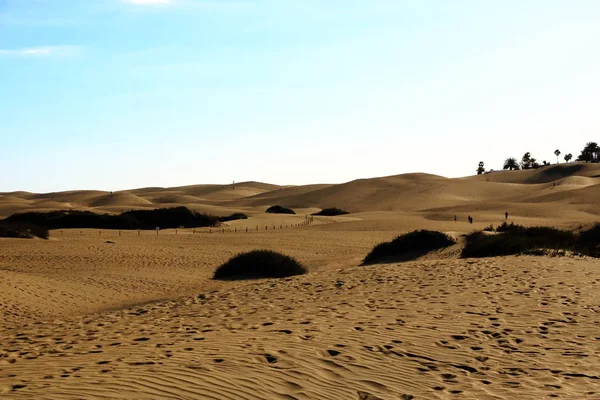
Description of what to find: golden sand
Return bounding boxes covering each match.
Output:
[1,164,599,399]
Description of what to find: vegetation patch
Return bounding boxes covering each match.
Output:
[576,223,600,257]
[461,224,600,258]
[363,230,456,265]
[311,208,349,216]
[213,250,307,280]
[495,221,526,233]
[3,207,220,230]
[0,222,49,239]
[265,205,296,215]
[218,213,249,222]
[483,224,495,232]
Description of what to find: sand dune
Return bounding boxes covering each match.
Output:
[148,194,205,204]
[1,165,600,399]
[88,193,154,208]
[1,164,599,219]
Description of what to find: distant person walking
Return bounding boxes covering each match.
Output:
[468,215,473,224]
[505,211,509,220]
[454,215,457,222]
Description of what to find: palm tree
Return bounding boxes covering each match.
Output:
[503,157,520,170]
[554,149,561,164]
[564,153,573,163]
[577,142,600,163]
[476,161,485,175]
[521,152,532,169]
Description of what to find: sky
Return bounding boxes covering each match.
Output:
[1,0,599,192]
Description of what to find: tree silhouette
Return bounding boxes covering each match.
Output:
[577,142,600,163]
[521,152,532,169]
[503,157,520,170]
[520,152,540,169]
[564,153,573,163]
[477,161,485,175]
[554,149,561,164]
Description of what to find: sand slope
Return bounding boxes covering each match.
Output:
[1,164,599,219]
[1,255,599,399]
[1,164,600,399]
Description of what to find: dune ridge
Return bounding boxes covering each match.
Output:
[1,164,599,219]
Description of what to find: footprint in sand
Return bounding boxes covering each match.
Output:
[264,354,278,364]
[357,391,383,400]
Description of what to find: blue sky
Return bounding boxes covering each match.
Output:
[1,0,599,192]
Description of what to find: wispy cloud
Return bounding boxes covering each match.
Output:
[125,0,173,5]
[0,46,81,57]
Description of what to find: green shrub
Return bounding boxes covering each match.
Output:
[4,207,220,230]
[311,208,349,216]
[0,222,49,239]
[462,227,576,258]
[213,250,307,280]
[495,221,524,233]
[363,230,456,265]
[576,223,600,257]
[218,213,249,222]
[265,205,296,215]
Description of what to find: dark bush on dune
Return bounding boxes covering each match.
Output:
[265,205,296,215]
[121,207,219,229]
[213,250,307,280]
[495,221,525,233]
[4,207,220,230]
[576,223,600,257]
[0,222,49,239]
[311,208,349,216]
[218,213,249,222]
[363,230,456,265]
[5,210,111,229]
[461,227,576,258]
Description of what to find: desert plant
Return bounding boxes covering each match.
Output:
[265,205,296,215]
[483,224,495,232]
[495,221,524,233]
[520,152,540,169]
[218,213,249,222]
[363,230,456,265]
[312,208,349,216]
[564,153,573,163]
[4,207,220,230]
[577,142,600,163]
[477,161,485,175]
[503,158,520,170]
[213,250,307,280]
[461,226,576,258]
[576,223,600,257]
[554,149,561,164]
[0,222,49,239]
[521,152,532,169]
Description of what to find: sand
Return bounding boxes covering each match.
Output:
[1,163,599,399]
